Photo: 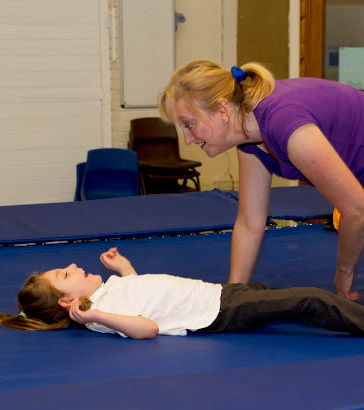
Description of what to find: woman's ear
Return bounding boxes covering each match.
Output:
[58,296,74,309]
[216,99,230,123]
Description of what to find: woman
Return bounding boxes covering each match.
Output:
[158,60,364,301]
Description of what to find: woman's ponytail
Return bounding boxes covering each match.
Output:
[240,62,275,112]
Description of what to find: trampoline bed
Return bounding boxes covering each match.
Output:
[1,223,364,410]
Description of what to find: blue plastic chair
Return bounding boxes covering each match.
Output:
[74,162,86,201]
[80,148,140,200]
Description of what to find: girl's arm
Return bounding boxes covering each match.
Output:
[287,123,364,300]
[69,300,158,339]
[100,247,138,277]
[229,149,272,283]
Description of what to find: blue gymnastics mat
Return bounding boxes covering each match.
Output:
[0,189,237,245]
[0,186,333,245]
[227,185,333,221]
[1,225,364,409]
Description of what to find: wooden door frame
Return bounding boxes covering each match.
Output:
[300,0,324,78]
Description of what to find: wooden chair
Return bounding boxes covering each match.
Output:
[129,117,201,194]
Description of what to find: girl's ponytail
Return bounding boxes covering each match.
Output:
[0,273,92,331]
[0,313,68,330]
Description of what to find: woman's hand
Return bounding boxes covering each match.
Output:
[288,124,364,302]
[334,268,359,301]
[100,247,137,276]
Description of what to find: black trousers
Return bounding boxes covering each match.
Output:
[202,283,364,336]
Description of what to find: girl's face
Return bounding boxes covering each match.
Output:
[42,263,102,300]
[174,98,232,158]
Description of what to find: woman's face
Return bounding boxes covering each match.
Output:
[174,98,231,158]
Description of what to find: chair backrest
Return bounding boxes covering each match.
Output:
[74,162,86,201]
[130,117,181,162]
[80,148,139,200]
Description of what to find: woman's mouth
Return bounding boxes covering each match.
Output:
[199,142,206,148]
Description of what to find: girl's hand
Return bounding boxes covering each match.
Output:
[69,299,98,324]
[100,247,137,276]
[100,247,128,271]
[69,298,158,339]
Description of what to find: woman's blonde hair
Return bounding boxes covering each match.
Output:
[159,59,275,124]
[0,273,91,331]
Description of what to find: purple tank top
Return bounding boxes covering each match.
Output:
[239,78,364,186]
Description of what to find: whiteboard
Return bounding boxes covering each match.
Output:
[119,0,175,108]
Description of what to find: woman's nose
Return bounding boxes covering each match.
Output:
[184,132,194,145]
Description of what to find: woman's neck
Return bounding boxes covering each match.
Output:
[228,109,262,144]
[243,111,263,143]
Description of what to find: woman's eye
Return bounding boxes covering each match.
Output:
[184,123,193,131]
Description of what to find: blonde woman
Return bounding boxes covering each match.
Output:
[159,60,364,301]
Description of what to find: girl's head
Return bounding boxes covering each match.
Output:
[0,264,101,331]
[158,60,275,157]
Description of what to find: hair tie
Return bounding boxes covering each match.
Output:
[231,66,248,83]
[19,311,27,318]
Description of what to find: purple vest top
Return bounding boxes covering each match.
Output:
[239,78,364,186]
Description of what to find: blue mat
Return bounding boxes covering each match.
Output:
[1,225,364,409]
[226,185,333,220]
[0,186,333,245]
[0,189,237,245]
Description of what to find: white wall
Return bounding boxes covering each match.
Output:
[0,0,111,205]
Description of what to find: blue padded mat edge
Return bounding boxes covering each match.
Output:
[0,186,333,245]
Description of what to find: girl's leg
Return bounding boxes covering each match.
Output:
[204,283,364,335]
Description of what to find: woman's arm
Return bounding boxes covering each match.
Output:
[229,149,272,283]
[69,300,159,339]
[100,247,138,277]
[287,123,364,300]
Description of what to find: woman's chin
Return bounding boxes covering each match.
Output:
[205,149,221,158]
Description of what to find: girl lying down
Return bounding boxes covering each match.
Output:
[1,247,364,339]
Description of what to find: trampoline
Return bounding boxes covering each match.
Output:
[1,188,362,410]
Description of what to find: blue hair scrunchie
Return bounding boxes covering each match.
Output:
[231,66,248,83]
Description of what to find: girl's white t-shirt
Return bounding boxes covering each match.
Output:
[86,274,222,337]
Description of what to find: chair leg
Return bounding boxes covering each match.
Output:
[195,175,201,191]
[189,176,200,191]
[139,171,147,195]
[181,178,188,190]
